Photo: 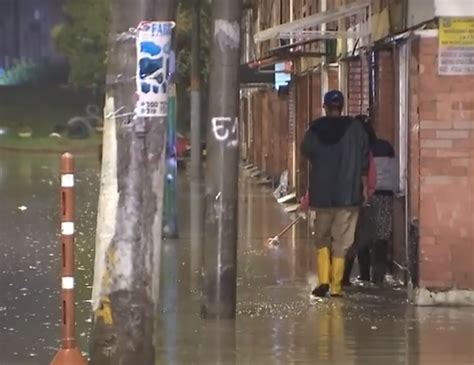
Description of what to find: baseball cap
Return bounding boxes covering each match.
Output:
[324,90,344,107]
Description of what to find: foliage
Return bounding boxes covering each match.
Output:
[175,0,212,86]
[0,60,39,85]
[54,0,211,89]
[0,60,64,86]
[53,0,110,86]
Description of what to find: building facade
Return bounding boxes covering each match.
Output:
[241,0,474,304]
[0,0,64,69]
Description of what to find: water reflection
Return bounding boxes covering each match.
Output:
[189,179,204,292]
[0,152,99,364]
[155,171,474,365]
[1,156,474,364]
[161,240,180,365]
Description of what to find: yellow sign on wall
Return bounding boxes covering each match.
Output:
[439,17,474,75]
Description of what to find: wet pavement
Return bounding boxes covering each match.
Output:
[0,152,98,364]
[157,175,474,365]
[0,153,473,364]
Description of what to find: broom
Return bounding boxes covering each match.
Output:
[266,215,304,246]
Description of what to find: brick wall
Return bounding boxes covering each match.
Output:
[266,91,289,179]
[246,89,290,180]
[347,56,370,116]
[288,82,297,190]
[296,75,310,196]
[374,49,395,144]
[414,36,474,290]
[329,67,339,91]
[311,72,322,120]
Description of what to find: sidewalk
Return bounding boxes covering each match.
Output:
[155,171,474,365]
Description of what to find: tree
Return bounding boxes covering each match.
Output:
[53,0,110,86]
[54,0,211,91]
[175,0,211,86]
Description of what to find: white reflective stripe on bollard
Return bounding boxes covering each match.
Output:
[62,277,75,289]
[61,174,75,188]
[61,222,75,236]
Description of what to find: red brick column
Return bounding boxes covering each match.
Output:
[414,36,474,290]
[374,49,395,144]
[347,56,370,116]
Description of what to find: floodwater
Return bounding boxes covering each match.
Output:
[0,152,473,365]
[0,152,98,364]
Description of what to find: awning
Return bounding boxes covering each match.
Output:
[254,0,371,44]
[239,64,274,85]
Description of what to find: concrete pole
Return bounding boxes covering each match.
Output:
[190,0,202,179]
[202,0,243,319]
[190,179,204,291]
[89,0,176,363]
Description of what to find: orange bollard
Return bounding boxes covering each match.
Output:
[51,153,88,365]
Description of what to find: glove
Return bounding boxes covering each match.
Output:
[299,190,309,212]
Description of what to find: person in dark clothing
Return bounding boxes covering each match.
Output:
[301,90,369,297]
[343,120,397,286]
[370,137,397,284]
[343,116,377,286]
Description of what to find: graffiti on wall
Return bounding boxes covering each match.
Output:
[211,117,238,148]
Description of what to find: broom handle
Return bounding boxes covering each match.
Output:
[275,216,303,238]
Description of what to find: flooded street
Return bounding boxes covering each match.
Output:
[0,152,98,364]
[0,153,473,364]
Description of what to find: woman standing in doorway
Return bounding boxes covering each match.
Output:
[343,116,397,286]
[369,134,397,284]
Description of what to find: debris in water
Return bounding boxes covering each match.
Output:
[18,206,27,211]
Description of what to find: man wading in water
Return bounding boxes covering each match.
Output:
[301,90,369,297]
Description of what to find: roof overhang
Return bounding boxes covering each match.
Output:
[239,64,274,84]
[254,0,371,44]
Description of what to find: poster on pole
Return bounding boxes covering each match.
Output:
[136,21,175,117]
[438,17,474,75]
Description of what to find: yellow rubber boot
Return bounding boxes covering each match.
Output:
[312,247,331,297]
[331,257,345,297]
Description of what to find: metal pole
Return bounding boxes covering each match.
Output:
[90,0,176,363]
[320,0,329,104]
[190,0,202,179]
[202,0,243,319]
[163,83,179,238]
[338,0,349,114]
[51,153,87,365]
[163,18,179,239]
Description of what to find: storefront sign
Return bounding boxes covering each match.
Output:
[439,17,474,75]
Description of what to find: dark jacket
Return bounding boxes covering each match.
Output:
[301,116,369,208]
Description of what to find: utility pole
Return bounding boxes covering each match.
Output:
[90,0,176,363]
[202,0,243,319]
[190,0,202,179]
[163,85,179,238]
[163,20,179,239]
